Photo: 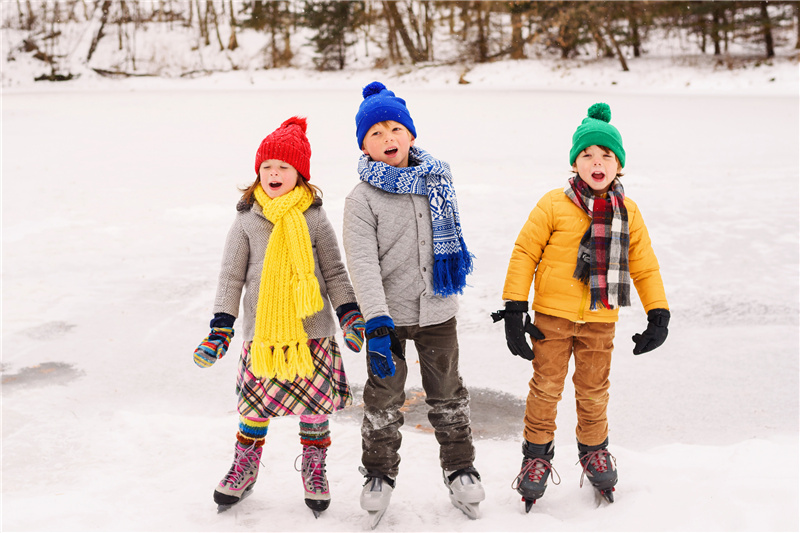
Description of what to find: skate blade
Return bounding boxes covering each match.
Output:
[449,497,480,520]
[216,487,253,513]
[594,487,615,505]
[312,510,321,519]
[367,509,387,529]
[523,497,536,513]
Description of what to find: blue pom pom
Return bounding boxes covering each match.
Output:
[363,81,386,99]
[587,103,611,123]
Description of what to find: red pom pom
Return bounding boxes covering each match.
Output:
[281,116,307,133]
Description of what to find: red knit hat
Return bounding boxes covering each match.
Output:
[254,117,311,180]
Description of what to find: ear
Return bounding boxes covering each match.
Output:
[571,163,578,172]
[362,147,370,155]
[409,135,415,147]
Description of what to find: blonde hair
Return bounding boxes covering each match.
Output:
[361,120,415,150]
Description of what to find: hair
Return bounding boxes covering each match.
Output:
[239,174,323,205]
[361,120,416,150]
[572,145,624,178]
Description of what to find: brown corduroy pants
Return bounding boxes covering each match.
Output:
[524,313,616,447]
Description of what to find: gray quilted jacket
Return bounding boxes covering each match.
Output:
[342,181,458,327]
[213,196,357,341]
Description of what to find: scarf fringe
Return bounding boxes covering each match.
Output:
[433,247,474,297]
[294,274,324,319]
[250,339,315,381]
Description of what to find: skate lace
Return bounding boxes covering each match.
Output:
[223,441,262,486]
[295,446,328,493]
[578,449,616,488]
[511,457,561,490]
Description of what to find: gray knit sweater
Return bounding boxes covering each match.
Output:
[342,182,458,327]
[213,196,357,341]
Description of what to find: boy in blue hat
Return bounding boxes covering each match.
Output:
[343,82,484,524]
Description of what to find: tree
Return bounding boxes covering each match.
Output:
[303,0,363,70]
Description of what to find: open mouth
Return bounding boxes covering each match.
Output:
[384,147,398,156]
[591,171,606,181]
[268,181,283,190]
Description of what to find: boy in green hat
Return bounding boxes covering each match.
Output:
[494,103,669,509]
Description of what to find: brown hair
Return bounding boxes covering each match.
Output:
[239,175,323,205]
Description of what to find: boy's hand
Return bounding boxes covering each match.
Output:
[365,316,404,378]
[337,304,366,353]
[491,301,544,361]
[632,308,670,355]
[193,327,234,368]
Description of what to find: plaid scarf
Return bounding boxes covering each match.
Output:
[358,146,473,297]
[564,176,631,310]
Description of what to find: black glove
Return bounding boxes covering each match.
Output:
[632,308,670,355]
[491,301,544,361]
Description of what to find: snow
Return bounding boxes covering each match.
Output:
[2,42,799,531]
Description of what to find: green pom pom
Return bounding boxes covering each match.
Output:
[587,103,611,123]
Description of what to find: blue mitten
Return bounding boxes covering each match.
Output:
[193,327,234,368]
[365,316,404,378]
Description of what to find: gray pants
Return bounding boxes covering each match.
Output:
[361,317,475,478]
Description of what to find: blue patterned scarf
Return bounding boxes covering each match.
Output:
[358,146,474,297]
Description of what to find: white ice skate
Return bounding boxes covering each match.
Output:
[443,467,485,519]
[359,467,394,529]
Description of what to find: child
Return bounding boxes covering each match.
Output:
[193,117,365,516]
[342,82,485,524]
[495,103,669,509]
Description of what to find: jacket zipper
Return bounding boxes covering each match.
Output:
[577,285,589,323]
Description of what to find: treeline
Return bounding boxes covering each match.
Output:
[5,1,799,79]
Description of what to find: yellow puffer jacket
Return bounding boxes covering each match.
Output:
[502,188,668,323]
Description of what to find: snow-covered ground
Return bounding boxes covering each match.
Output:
[2,53,799,531]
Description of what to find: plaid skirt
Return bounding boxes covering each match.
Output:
[236,336,353,418]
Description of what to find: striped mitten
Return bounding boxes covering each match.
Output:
[338,308,365,353]
[193,327,234,368]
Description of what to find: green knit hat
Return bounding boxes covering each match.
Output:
[569,103,625,168]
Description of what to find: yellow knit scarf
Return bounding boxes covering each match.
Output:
[251,185,324,381]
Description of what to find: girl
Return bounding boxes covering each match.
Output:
[193,117,365,516]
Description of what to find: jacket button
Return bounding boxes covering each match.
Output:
[422,267,427,272]
[421,241,425,245]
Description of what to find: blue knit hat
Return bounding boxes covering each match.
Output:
[355,81,417,148]
[569,103,626,168]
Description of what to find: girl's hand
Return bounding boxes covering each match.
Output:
[338,306,366,353]
[193,327,234,368]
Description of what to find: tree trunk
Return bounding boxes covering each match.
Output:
[87,0,111,61]
[510,8,525,59]
[475,1,488,62]
[207,0,225,51]
[383,0,426,63]
[759,1,775,58]
[711,6,722,56]
[629,10,641,57]
[603,24,628,72]
[228,0,238,50]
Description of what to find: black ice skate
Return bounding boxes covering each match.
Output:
[577,438,617,503]
[512,440,560,513]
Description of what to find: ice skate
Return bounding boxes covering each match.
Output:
[512,440,560,513]
[296,446,330,518]
[443,466,485,519]
[359,467,395,529]
[214,439,264,512]
[577,438,617,504]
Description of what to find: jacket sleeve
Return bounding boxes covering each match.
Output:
[342,193,390,322]
[627,204,669,312]
[502,193,554,302]
[213,215,249,318]
[313,206,358,312]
